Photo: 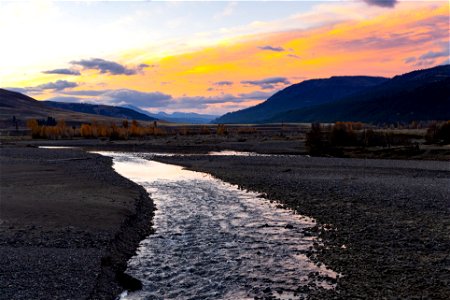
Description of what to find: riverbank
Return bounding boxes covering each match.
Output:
[9,135,450,160]
[155,154,450,299]
[0,146,154,299]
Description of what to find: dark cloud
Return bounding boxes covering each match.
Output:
[419,50,449,60]
[404,57,416,64]
[70,58,142,75]
[46,96,85,103]
[238,91,274,100]
[241,77,290,89]
[42,68,81,75]
[38,80,78,91]
[61,90,108,96]
[169,91,274,110]
[287,54,301,60]
[405,46,449,67]
[363,0,397,8]
[46,88,173,108]
[103,89,172,107]
[213,81,233,86]
[258,45,285,52]
[44,87,273,113]
[6,80,78,95]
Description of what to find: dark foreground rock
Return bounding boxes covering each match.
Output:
[0,146,154,299]
[155,155,450,299]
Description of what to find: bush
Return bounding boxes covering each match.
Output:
[217,124,227,135]
[305,123,324,155]
[330,122,357,146]
[427,121,450,144]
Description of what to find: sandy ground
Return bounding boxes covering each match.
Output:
[155,154,450,299]
[0,146,154,300]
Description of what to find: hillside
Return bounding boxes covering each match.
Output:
[214,76,388,123]
[0,89,152,127]
[43,101,157,122]
[268,65,450,123]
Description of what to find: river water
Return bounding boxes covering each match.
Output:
[100,152,336,300]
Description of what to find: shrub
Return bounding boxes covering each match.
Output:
[216,124,227,135]
[305,123,324,155]
[427,121,450,144]
[330,122,357,146]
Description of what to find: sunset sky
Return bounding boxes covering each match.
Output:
[1,0,449,115]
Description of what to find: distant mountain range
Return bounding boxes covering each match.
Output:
[121,105,218,124]
[43,101,158,122]
[214,65,450,124]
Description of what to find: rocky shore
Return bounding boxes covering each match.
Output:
[0,146,154,300]
[155,154,450,299]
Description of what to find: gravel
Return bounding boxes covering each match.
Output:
[0,146,155,300]
[155,154,450,299]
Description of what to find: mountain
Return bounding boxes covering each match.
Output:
[124,105,218,124]
[43,101,158,122]
[0,89,152,127]
[214,76,388,123]
[0,89,63,120]
[148,111,219,124]
[268,65,450,123]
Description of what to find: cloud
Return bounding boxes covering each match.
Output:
[46,96,85,103]
[214,2,237,19]
[70,58,146,76]
[48,88,173,108]
[61,90,108,96]
[213,81,233,86]
[102,89,172,107]
[419,50,449,60]
[238,91,274,100]
[404,57,416,64]
[287,54,301,60]
[405,46,449,66]
[42,68,81,75]
[241,77,291,89]
[9,80,78,95]
[37,80,78,91]
[168,90,274,110]
[363,0,397,8]
[258,45,285,52]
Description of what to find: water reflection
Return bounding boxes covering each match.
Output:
[98,152,336,300]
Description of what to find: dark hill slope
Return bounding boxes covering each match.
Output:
[0,89,67,121]
[43,101,157,122]
[268,65,450,123]
[214,76,388,123]
[0,89,150,126]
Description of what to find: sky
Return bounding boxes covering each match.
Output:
[1,0,449,115]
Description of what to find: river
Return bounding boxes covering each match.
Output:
[98,152,336,300]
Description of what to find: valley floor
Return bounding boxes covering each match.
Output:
[1,141,449,299]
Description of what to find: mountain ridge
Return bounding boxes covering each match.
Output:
[215,65,450,124]
[267,65,450,123]
[214,76,388,123]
